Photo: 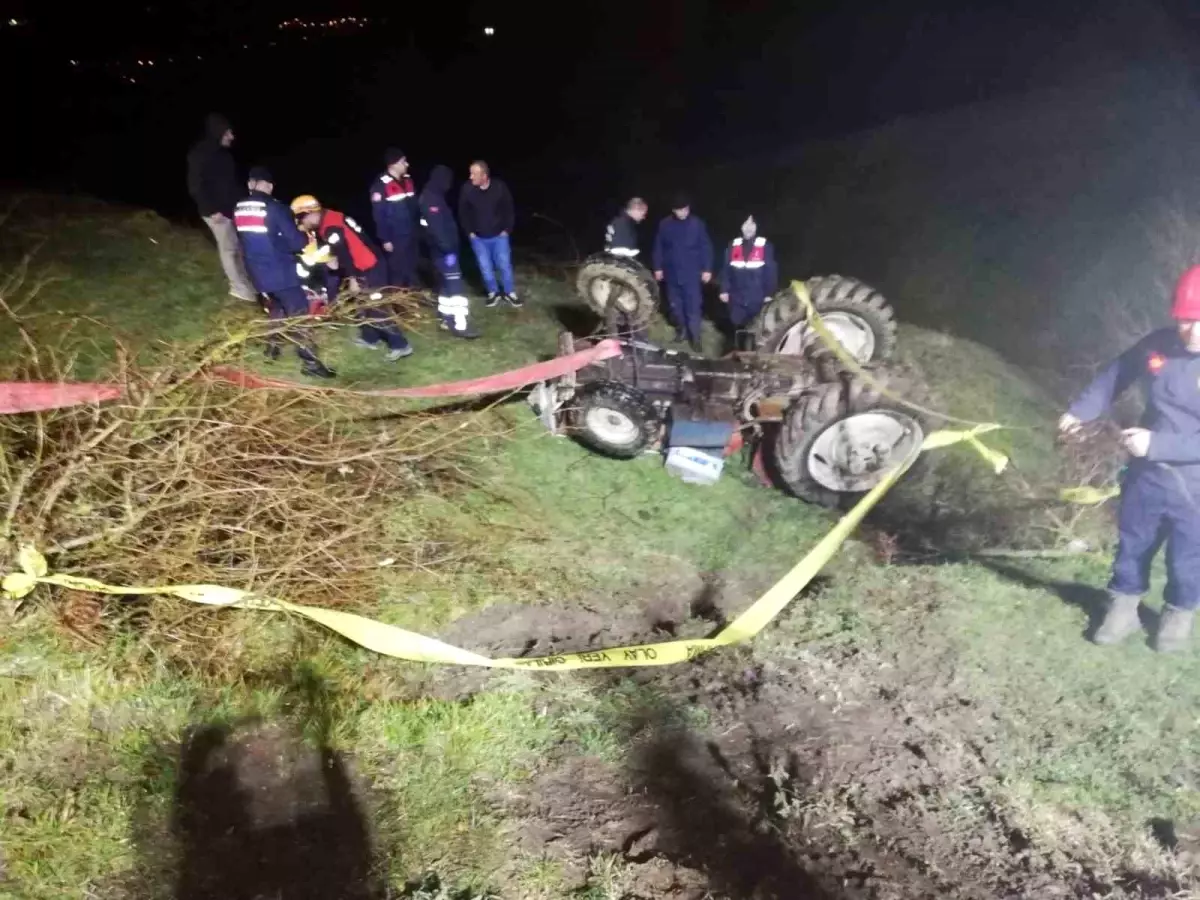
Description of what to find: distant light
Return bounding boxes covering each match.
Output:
[69,59,78,66]
[483,26,495,35]
[7,18,19,26]
[137,59,144,65]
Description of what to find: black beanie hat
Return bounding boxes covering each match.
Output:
[671,192,691,210]
[248,165,273,184]
[384,147,407,166]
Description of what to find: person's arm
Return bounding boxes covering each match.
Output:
[370,181,394,247]
[1146,427,1200,464]
[1065,335,1155,424]
[699,220,714,277]
[273,204,310,255]
[764,241,779,297]
[652,223,665,277]
[499,181,515,234]
[458,185,476,236]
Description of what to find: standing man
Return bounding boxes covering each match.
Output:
[719,215,779,337]
[420,165,480,339]
[369,148,421,289]
[459,161,520,308]
[1059,265,1200,652]
[291,195,413,361]
[186,113,257,303]
[233,167,335,379]
[605,197,648,259]
[653,194,713,352]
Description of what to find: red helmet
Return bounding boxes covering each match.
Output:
[1173,266,1200,321]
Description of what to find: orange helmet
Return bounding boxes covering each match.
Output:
[290,194,322,216]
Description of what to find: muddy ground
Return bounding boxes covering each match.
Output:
[119,576,1191,900]
[431,583,1189,899]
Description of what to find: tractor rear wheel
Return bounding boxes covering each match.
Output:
[755,275,897,363]
[773,375,924,507]
[575,253,659,330]
[568,380,662,458]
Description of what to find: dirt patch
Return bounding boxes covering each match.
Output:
[501,646,1186,899]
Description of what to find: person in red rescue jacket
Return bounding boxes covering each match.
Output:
[291,195,413,361]
[719,215,778,331]
[1059,266,1200,652]
[369,148,420,289]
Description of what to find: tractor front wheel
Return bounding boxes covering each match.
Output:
[568,380,662,459]
[773,377,924,507]
[575,254,659,330]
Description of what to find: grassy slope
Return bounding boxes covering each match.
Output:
[2,197,1197,898]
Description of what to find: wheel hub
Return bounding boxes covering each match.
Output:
[589,277,638,314]
[778,311,877,362]
[585,406,640,446]
[806,410,922,493]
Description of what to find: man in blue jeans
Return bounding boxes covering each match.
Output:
[459,160,520,308]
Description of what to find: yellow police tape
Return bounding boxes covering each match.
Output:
[1,424,1006,670]
[1058,485,1120,506]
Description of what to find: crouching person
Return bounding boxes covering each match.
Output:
[234,168,335,378]
[1059,265,1200,652]
[291,194,413,361]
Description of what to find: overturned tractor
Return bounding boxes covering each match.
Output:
[575,253,897,364]
[553,256,920,507]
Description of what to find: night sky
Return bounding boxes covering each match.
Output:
[5,0,1200,370]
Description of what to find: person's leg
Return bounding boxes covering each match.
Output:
[272,286,334,374]
[683,279,704,346]
[494,234,515,296]
[665,281,686,338]
[204,215,256,300]
[470,235,499,297]
[388,232,420,288]
[434,252,478,338]
[1098,472,1167,644]
[1157,482,1200,651]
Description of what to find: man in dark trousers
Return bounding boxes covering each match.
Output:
[291,194,413,361]
[605,197,648,259]
[653,193,713,352]
[1059,265,1200,652]
[369,148,420,289]
[420,165,480,339]
[719,215,779,340]
[187,113,257,303]
[233,168,335,378]
[459,160,519,308]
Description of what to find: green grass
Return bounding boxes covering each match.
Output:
[0,195,1192,897]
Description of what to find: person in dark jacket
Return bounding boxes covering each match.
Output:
[652,193,714,351]
[1059,265,1200,652]
[369,148,421,289]
[234,168,335,378]
[459,161,519,308]
[719,215,779,332]
[420,165,479,339]
[604,197,648,259]
[292,195,413,361]
[187,113,257,303]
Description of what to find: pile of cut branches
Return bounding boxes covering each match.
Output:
[0,295,502,660]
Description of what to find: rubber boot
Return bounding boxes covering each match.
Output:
[1092,592,1143,645]
[1154,605,1195,654]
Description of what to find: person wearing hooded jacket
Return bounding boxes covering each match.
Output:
[652,193,713,351]
[719,215,779,331]
[419,165,479,339]
[1059,266,1200,652]
[234,167,335,379]
[370,148,421,289]
[186,113,257,303]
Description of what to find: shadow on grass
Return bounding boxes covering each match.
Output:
[973,558,1161,641]
[629,718,846,900]
[153,668,384,900]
